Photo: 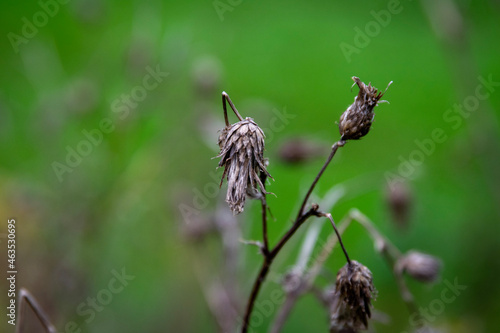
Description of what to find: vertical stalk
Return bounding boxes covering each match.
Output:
[297,141,345,218]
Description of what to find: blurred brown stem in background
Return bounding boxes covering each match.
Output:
[16,288,57,333]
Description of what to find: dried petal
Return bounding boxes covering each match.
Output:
[338,77,392,141]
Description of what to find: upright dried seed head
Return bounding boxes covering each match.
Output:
[338,77,392,141]
[330,261,376,332]
[396,251,442,283]
[217,117,272,214]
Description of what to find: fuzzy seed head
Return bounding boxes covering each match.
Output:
[330,261,376,332]
[397,251,442,283]
[338,77,392,141]
[217,117,271,214]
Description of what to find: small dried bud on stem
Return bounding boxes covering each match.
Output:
[217,92,272,214]
[331,261,376,332]
[338,77,392,141]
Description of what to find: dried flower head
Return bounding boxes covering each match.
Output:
[217,92,272,214]
[396,251,442,283]
[338,77,392,141]
[330,261,376,332]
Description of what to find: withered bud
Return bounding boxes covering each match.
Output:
[330,261,376,332]
[396,251,442,283]
[386,181,412,229]
[338,77,392,141]
[277,137,325,164]
[217,117,272,214]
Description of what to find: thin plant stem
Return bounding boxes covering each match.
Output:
[270,204,319,258]
[350,209,401,262]
[270,209,422,333]
[270,215,353,333]
[260,170,270,255]
[17,288,56,333]
[269,292,300,333]
[242,139,345,333]
[222,91,244,126]
[241,258,271,333]
[241,207,318,333]
[297,141,345,219]
[305,214,353,283]
[319,212,351,265]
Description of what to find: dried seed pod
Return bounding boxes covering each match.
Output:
[217,92,272,214]
[396,251,442,283]
[338,77,392,141]
[330,261,376,332]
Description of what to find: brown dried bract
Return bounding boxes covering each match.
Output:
[338,77,392,141]
[217,117,272,214]
[330,261,376,332]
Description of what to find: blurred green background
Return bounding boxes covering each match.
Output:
[1,0,499,332]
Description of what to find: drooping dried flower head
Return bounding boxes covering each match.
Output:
[330,261,376,332]
[338,77,392,141]
[396,251,442,283]
[217,92,272,214]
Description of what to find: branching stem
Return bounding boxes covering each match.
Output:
[241,207,318,333]
[297,141,345,218]
[318,212,351,265]
[241,140,347,333]
[16,288,56,333]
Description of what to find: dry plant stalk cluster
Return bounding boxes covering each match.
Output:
[201,76,441,333]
